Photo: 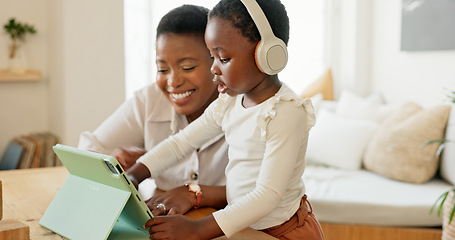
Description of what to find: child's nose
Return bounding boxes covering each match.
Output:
[211,64,221,76]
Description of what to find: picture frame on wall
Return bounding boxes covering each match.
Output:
[401,0,455,51]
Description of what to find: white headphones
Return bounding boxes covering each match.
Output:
[240,0,288,75]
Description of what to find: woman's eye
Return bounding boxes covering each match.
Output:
[157,69,168,73]
[220,58,230,63]
[183,66,196,71]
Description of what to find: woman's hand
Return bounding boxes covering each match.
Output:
[147,185,228,216]
[146,186,195,216]
[111,146,146,171]
[144,215,223,240]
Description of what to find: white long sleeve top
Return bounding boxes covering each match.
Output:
[138,83,315,237]
[78,83,228,191]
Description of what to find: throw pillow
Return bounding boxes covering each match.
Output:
[306,109,379,170]
[441,103,455,185]
[310,93,337,116]
[336,90,397,123]
[310,93,324,114]
[300,68,334,100]
[363,102,451,184]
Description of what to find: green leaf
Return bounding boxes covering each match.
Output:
[448,91,455,103]
[436,143,446,156]
[3,17,37,42]
[432,189,455,223]
[423,138,448,146]
[439,193,448,217]
[450,203,455,224]
[430,191,448,216]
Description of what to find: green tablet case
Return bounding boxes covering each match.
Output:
[39,144,153,240]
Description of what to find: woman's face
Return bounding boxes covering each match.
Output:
[156,33,217,122]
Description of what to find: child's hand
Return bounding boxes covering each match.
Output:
[144,215,201,240]
[125,162,151,190]
[146,186,195,216]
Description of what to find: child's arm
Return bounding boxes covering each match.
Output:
[126,162,151,189]
[127,97,226,189]
[132,97,225,184]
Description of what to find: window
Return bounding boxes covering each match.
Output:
[124,0,326,99]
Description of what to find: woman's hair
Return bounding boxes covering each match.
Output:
[156,4,209,39]
[209,0,289,45]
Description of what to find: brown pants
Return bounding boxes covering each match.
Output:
[261,195,325,240]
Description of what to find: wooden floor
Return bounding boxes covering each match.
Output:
[321,222,442,240]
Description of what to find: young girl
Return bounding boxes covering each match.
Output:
[127,0,324,239]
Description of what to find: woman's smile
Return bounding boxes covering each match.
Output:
[170,89,196,100]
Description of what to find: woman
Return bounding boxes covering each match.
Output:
[78,5,228,216]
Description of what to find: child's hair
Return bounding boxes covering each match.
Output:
[209,0,289,45]
[157,4,209,39]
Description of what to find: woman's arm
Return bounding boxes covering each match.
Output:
[111,146,146,171]
[78,88,148,153]
[147,185,227,216]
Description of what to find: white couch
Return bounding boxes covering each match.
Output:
[302,91,454,228]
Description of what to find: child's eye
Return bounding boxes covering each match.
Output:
[157,69,168,73]
[220,58,230,63]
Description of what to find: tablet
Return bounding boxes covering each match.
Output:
[39,144,153,240]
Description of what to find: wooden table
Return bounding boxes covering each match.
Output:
[0,167,276,240]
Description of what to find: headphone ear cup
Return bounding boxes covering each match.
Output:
[254,41,264,73]
[255,37,288,75]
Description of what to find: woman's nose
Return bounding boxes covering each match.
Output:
[167,72,184,88]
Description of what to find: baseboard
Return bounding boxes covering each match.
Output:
[321,222,442,240]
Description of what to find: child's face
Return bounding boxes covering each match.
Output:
[156,33,218,121]
[205,17,265,97]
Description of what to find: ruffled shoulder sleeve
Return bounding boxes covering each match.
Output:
[205,93,236,125]
[257,85,316,141]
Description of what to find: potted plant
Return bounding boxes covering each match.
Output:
[432,188,455,240]
[3,18,37,74]
[428,90,455,240]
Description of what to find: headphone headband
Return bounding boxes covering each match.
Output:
[240,0,288,75]
[240,0,275,40]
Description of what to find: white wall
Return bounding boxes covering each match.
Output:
[0,0,125,154]
[329,0,373,98]
[0,0,49,155]
[370,0,455,106]
[2,0,455,156]
[47,0,126,148]
[330,0,455,106]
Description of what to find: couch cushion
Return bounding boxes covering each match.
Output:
[306,109,379,170]
[299,68,334,100]
[441,103,455,185]
[336,90,397,123]
[303,164,452,226]
[363,102,451,184]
